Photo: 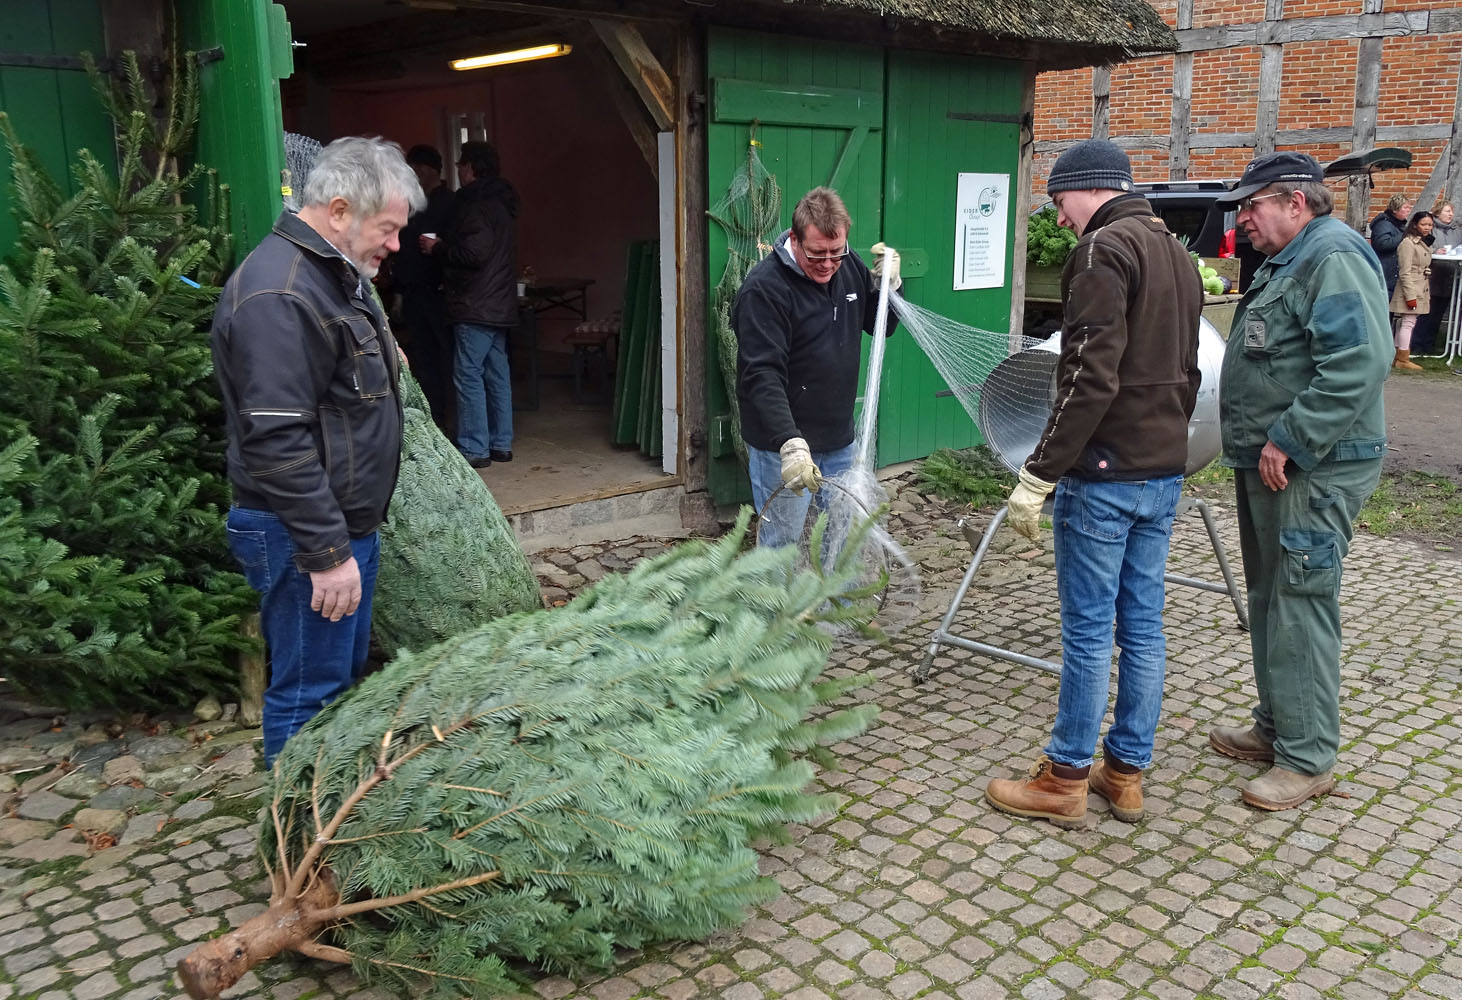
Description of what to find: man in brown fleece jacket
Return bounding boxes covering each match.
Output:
[986,140,1203,829]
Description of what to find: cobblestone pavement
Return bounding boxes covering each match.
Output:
[1,478,1459,1000]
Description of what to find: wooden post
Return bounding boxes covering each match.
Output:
[1347,36,1383,231]
[1091,66,1110,141]
[1254,0,1285,158]
[676,25,710,499]
[1010,62,1038,355]
[1169,0,1195,180]
[239,613,266,728]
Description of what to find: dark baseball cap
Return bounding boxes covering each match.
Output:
[1215,151,1325,205]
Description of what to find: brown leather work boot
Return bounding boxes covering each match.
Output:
[1242,765,1335,810]
[1209,724,1275,762]
[1089,759,1143,822]
[985,755,1088,829]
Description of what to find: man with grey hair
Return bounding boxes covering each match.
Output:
[211,135,425,764]
[1208,151,1391,811]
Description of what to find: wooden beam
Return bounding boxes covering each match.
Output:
[590,18,674,131]
[1039,123,1455,157]
[1090,66,1111,141]
[1254,0,1284,158]
[582,30,659,179]
[1169,0,1195,180]
[674,26,709,499]
[1415,56,1462,211]
[1347,36,1382,231]
[1009,63,1038,355]
[1175,9,1442,52]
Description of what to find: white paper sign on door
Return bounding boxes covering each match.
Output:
[953,172,1010,291]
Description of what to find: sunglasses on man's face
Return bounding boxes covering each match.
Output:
[803,246,850,263]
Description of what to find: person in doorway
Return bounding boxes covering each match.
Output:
[395,144,456,426]
[1390,211,1434,371]
[211,136,423,764]
[1411,202,1457,357]
[732,186,901,547]
[1209,151,1391,811]
[984,139,1202,829]
[1369,193,1413,299]
[421,140,519,469]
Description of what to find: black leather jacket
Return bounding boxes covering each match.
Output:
[442,176,521,327]
[211,212,403,572]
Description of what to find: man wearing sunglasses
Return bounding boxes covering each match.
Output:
[1208,152,1391,812]
[733,186,900,546]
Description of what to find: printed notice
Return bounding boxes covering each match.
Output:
[953,172,1010,291]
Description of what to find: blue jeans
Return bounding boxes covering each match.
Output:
[1045,475,1182,770]
[226,507,381,764]
[748,441,857,548]
[453,323,513,459]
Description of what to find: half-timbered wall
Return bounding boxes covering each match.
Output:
[1033,1,1462,223]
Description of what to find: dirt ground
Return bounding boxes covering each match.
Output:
[1383,366,1462,481]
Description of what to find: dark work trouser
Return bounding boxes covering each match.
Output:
[1233,459,1380,776]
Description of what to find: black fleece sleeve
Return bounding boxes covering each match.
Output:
[733,279,800,449]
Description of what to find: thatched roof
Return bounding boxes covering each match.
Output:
[733,0,1177,68]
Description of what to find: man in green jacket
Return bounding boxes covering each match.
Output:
[1210,152,1391,811]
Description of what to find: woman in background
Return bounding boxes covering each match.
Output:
[1390,211,1434,371]
[1411,203,1457,356]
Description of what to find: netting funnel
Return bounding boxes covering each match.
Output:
[976,316,1226,476]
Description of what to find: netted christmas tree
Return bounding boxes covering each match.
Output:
[177,510,880,999]
[707,130,781,465]
[373,368,540,656]
[0,51,251,707]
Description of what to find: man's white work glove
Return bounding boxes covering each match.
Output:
[779,437,821,495]
[1006,465,1057,542]
[870,242,902,290]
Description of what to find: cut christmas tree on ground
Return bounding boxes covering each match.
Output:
[177,510,882,999]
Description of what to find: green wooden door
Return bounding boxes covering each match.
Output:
[0,0,114,258]
[704,27,884,505]
[876,50,1026,463]
[180,0,292,256]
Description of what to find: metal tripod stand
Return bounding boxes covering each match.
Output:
[914,495,1248,684]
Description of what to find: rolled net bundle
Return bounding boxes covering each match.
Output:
[282,132,323,212]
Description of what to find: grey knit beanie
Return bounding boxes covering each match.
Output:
[1046,139,1134,195]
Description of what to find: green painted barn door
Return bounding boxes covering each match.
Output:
[180,0,292,256]
[704,27,884,505]
[0,0,114,258]
[876,51,1026,463]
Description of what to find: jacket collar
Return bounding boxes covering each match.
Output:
[272,210,366,300]
[773,228,809,279]
[1267,215,1330,268]
[1085,193,1155,232]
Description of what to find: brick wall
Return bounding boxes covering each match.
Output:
[1032,4,1460,215]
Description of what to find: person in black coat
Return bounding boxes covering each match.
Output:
[732,186,900,546]
[395,145,456,427]
[421,141,520,469]
[1370,193,1413,299]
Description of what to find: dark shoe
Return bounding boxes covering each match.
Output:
[1210,724,1275,762]
[1242,765,1334,811]
[467,455,492,469]
[1089,759,1143,822]
[985,755,1088,829]
[489,450,513,463]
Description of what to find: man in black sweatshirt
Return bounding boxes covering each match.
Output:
[732,187,899,546]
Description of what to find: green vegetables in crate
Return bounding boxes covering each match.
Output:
[1027,206,1078,268]
[1191,250,1227,296]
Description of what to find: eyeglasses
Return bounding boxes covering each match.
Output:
[802,247,850,263]
[1238,191,1287,212]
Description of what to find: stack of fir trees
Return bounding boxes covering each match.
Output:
[178,510,880,999]
[0,53,252,707]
